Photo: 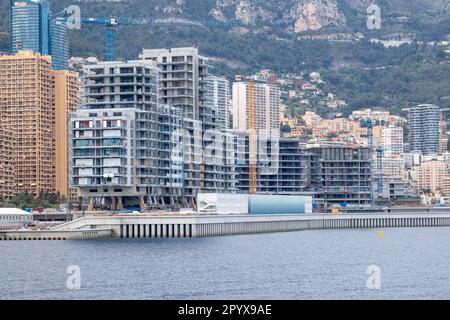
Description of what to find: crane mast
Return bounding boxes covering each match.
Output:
[249,79,257,194]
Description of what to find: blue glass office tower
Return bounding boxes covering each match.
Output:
[50,17,69,70]
[10,0,50,55]
[10,0,69,70]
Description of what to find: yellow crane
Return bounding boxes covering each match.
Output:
[249,79,257,194]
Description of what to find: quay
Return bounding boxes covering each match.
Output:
[0,228,112,241]
[1,208,450,241]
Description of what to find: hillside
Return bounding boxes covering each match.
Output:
[1,0,450,115]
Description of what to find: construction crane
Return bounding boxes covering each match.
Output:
[80,18,119,62]
[376,146,384,195]
[248,79,257,194]
[360,118,385,199]
[58,9,234,61]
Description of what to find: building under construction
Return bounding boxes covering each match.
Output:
[233,136,372,209]
[70,59,235,211]
[306,143,373,209]
[233,133,311,195]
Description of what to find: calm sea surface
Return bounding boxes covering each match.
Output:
[1,227,450,300]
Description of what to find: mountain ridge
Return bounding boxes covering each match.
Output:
[1,0,449,115]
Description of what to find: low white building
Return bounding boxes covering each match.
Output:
[0,208,33,231]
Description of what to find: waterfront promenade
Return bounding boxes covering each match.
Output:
[1,208,449,240]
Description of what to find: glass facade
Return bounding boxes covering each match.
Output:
[10,0,49,54]
[50,17,69,70]
[10,0,69,70]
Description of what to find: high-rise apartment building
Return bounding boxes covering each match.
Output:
[381,125,404,157]
[0,50,79,197]
[0,127,14,201]
[9,0,69,70]
[139,47,208,120]
[54,70,80,198]
[232,81,280,135]
[409,104,439,156]
[0,50,54,196]
[376,157,404,178]
[414,159,449,194]
[70,60,235,210]
[70,60,159,210]
[204,76,231,129]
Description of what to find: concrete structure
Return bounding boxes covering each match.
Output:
[303,111,321,128]
[204,75,231,129]
[306,143,373,209]
[382,125,404,157]
[409,104,439,155]
[414,159,449,194]
[0,51,79,198]
[234,135,310,195]
[70,60,236,210]
[155,106,235,207]
[439,108,450,153]
[231,137,372,209]
[70,60,159,211]
[441,176,450,196]
[139,47,208,120]
[0,127,14,201]
[54,70,80,199]
[378,178,417,203]
[232,81,280,135]
[0,228,111,240]
[376,156,404,178]
[0,208,33,230]
[46,210,450,239]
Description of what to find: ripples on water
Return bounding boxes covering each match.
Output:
[1,228,450,300]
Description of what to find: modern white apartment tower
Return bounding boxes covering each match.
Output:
[382,125,404,157]
[204,75,231,129]
[232,81,280,135]
[139,47,208,121]
[70,60,159,211]
[70,58,237,211]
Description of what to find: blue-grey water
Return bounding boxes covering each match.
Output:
[1,228,450,300]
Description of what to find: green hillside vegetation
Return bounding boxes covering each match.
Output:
[1,0,449,116]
